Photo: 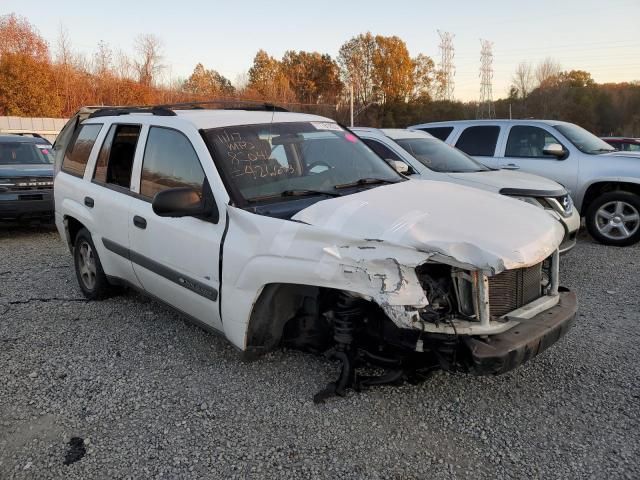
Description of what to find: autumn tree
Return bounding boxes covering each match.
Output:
[182,63,235,98]
[338,32,377,106]
[281,50,342,104]
[134,34,163,86]
[247,50,293,101]
[0,52,61,116]
[512,61,534,99]
[0,13,48,59]
[371,35,414,104]
[535,57,562,88]
[412,53,436,100]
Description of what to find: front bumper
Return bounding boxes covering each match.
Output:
[460,289,577,375]
[558,209,581,253]
[0,190,54,220]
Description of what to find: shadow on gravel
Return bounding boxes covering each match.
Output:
[0,223,57,240]
[63,437,86,465]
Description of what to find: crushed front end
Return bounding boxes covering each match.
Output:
[311,249,577,402]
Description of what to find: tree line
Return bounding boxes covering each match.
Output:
[0,13,638,136]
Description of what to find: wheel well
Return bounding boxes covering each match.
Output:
[64,216,86,248]
[581,182,640,215]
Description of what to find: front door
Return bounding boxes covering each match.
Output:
[128,126,224,331]
[499,125,578,194]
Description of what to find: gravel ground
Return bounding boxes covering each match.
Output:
[0,226,638,479]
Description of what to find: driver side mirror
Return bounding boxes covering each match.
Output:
[152,187,209,218]
[390,160,410,174]
[543,143,567,159]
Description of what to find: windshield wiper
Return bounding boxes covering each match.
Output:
[591,148,615,153]
[248,189,342,202]
[334,178,399,190]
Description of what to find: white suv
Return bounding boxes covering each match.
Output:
[54,105,577,401]
[352,128,580,253]
[411,119,640,246]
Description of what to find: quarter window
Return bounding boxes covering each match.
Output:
[505,126,562,158]
[93,124,141,189]
[140,127,205,200]
[61,124,102,177]
[455,126,500,156]
[362,139,403,162]
[421,127,453,141]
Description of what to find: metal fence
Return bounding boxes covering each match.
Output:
[0,116,69,143]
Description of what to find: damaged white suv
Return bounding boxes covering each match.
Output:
[54,104,577,402]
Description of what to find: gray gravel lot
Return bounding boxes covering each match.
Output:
[0,226,638,479]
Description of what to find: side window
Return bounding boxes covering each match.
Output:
[363,139,402,162]
[61,124,102,177]
[455,126,500,156]
[422,127,453,141]
[505,126,562,158]
[93,124,141,189]
[140,127,205,200]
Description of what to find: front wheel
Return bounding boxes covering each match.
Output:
[73,228,114,299]
[585,191,640,246]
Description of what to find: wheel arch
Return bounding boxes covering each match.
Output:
[580,180,640,216]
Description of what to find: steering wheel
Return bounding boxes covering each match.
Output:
[307,160,332,174]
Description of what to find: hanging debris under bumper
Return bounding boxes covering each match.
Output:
[460,289,577,375]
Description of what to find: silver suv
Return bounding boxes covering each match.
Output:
[410,119,640,246]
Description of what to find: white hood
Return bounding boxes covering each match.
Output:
[443,169,565,195]
[292,180,564,272]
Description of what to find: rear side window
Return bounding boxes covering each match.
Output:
[421,127,453,141]
[61,124,102,177]
[362,139,403,162]
[93,124,141,189]
[140,127,205,200]
[455,126,500,156]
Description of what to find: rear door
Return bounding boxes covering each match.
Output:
[453,125,502,168]
[128,126,224,331]
[500,125,578,192]
[84,123,143,287]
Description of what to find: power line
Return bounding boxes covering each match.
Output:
[477,39,495,119]
[437,31,455,101]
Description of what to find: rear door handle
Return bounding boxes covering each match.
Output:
[501,163,520,170]
[133,215,147,229]
[84,196,94,208]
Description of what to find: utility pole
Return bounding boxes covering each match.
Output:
[437,31,455,101]
[350,83,354,127]
[477,39,495,119]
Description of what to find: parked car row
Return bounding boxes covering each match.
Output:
[411,120,640,246]
[50,104,578,401]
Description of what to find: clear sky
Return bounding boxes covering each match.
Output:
[5,0,639,101]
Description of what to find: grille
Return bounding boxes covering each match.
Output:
[2,177,53,191]
[488,262,543,317]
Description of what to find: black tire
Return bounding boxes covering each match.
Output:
[73,228,113,299]
[585,191,640,247]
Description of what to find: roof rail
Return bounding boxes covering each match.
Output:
[87,99,288,119]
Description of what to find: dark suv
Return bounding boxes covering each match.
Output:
[0,135,55,222]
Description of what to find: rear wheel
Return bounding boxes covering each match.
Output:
[73,228,113,299]
[586,191,640,246]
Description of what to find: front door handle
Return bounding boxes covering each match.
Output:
[133,215,147,229]
[501,163,520,170]
[84,196,94,208]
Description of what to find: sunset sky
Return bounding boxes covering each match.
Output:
[5,0,639,101]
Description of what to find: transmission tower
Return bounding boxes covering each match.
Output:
[477,39,495,119]
[437,31,455,101]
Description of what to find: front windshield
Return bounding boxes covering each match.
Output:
[204,122,402,203]
[0,142,54,165]
[394,137,490,173]
[554,123,615,154]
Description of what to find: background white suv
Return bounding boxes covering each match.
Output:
[352,127,580,253]
[410,119,640,246]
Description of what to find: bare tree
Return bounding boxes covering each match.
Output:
[114,49,135,80]
[134,34,163,86]
[512,61,534,98]
[535,57,561,87]
[93,40,112,75]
